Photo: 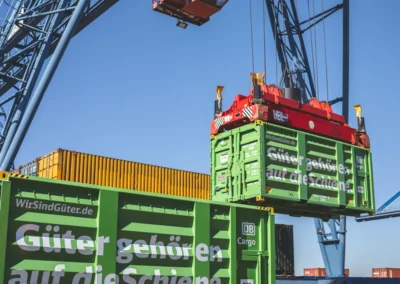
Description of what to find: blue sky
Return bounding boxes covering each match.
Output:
[11,0,400,277]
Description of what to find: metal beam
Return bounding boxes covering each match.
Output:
[289,0,316,102]
[342,0,349,123]
[356,210,400,222]
[355,191,400,222]
[265,0,291,89]
[0,0,90,170]
[0,0,118,169]
[313,0,349,278]
[377,191,400,212]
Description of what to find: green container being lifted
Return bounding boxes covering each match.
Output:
[210,122,375,220]
[0,173,276,284]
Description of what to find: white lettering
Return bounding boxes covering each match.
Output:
[166,236,183,260]
[196,277,209,284]
[182,243,192,260]
[237,237,256,247]
[63,230,76,254]
[210,246,223,262]
[338,164,344,174]
[122,268,137,284]
[267,147,277,161]
[77,236,94,255]
[104,273,119,284]
[16,224,40,251]
[178,277,192,284]
[154,269,169,284]
[97,236,110,256]
[116,238,133,264]
[150,235,167,259]
[196,243,209,262]
[52,264,66,283]
[134,240,149,258]
[9,270,28,284]
[72,266,93,284]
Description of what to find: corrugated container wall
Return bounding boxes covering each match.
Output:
[211,122,375,219]
[0,173,276,283]
[304,268,327,277]
[372,268,400,278]
[275,224,294,276]
[16,148,210,199]
[18,160,37,176]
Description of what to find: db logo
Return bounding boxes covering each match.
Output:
[242,222,256,236]
[224,115,232,122]
[272,110,289,122]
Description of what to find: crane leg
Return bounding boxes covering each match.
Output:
[314,216,346,278]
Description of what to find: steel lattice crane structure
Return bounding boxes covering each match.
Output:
[0,0,118,172]
[265,0,350,278]
[0,0,357,280]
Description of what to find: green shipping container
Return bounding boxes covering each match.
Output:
[0,172,276,284]
[210,122,375,220]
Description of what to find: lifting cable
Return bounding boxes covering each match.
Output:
[282,1,291,88]
[307,0,317,97]
[249,0,255,73]
[262,0,267,83]
[274,1,278,84]
[312,0,320,98]
[321,0,329,101]
[279,0,288,87]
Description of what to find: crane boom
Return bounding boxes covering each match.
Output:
[0,0,119,171]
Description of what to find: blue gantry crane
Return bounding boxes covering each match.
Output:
[0,0,119,172]
[0,0,366,281]
[265,0,350,278]
[356,191,400,222]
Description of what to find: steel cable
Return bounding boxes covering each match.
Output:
[262,0,267,83]
[249,0,255,73]
[322,0,329,101]
[312,0,319,98]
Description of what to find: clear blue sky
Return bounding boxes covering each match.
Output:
[12,0,400,277]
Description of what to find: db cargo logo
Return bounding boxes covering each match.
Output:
[273,110,288,122]
[242,222,255,236]
[224,115,233,122]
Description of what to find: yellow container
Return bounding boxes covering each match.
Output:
[18,148,210,200]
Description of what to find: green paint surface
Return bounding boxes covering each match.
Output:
[0,174,275,284]
[211,122,375,219]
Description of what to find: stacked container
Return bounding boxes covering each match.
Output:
[304,268,349,277]
[372,268,400,278]
[15,148,210,200]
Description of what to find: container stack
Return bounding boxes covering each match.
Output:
[304,268,350,277]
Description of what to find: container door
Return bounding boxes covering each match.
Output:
[354,149,372,208]
[236,208,272,284]
[211,132,235,201]
[238,252,266,284]
[237,125,263,201]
